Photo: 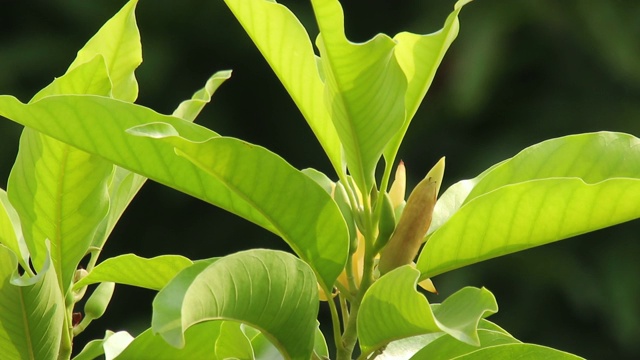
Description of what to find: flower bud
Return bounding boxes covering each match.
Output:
[84,282,115,321]
[378,158,444,275]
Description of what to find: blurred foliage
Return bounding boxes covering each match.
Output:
[1,0,639,358]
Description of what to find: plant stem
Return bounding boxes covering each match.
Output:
[337,220,377,360]
[327,288,346,357]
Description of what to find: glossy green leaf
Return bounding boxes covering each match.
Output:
[0,245,65,360]
[7,57,114,291]
[358,266,497,356]
[0,94,348,289]
[0,189,28,269]
[418,132,640,278]
[152,249,318,360]
[127,122,348,289]
[383,0,472,162]
[223,0,343,175]
[313,0,406,192]
[74,254,194,291]
[452,343,584,359]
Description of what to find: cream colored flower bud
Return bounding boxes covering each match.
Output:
[378,158,444,275]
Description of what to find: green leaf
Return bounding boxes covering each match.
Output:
[7,125,113,291]
[103,331,135,360]
[383,0,472,163]
[358,266,497,356]
[128,123,348,289]
[223,0,343,175]
[312,0,407,192]
[243,323,328,360]
[172,70,232,122]
[0,189,28,269]
[215,321,254,360]
[0,245,65,360]
[67,0,141,102]
[114,324,218,360]
[72,330,115,360]
[379,333,444,360]
[452,343,584,359]
[152,249,318,360]
[0,94,348,289]
[418,132,640,278]
[90,71,231,252]
[409,329,520,360]
[74,254,194,291]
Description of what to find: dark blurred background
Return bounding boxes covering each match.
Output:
[1,0,639,358]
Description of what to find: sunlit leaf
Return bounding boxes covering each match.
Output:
[104,331,135,360]
[452,343,584,359]
[128,122,348,289]
[91,71,231,252]
[0,189,27,268]
[215,321,254,360]
[418,132,640,278]
[0,94,348,290]
[358,266,497,356]
[409,329,519,360]
[7,57,114,291]
[67,0,141,102]
[223,0,343,175]
[72,330,116,360]
[0,245,65,360]
[152,249,318,360]
[74,254,195,291]
[114,323,219,359]
[312,0,406,192]
[384,0,472,162]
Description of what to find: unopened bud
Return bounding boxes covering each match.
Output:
[378,158,444,275]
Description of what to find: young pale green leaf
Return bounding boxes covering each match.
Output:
[223,0,342,175]
[358,266,497,356]
[67,0,141,102]
[0,189,28,269]
[6,57,115,292]
[74,254,194,291]
[452,343,585,359]
[0,95,348,289]
[0,245,65,360]
[152,249,318,360]
[172,70,232,122]
[418,132,640,278]
[313,0,407,192]
[409,329,519,360]
[128,123,348,289]
[383,0,472,162]
[8,126,113,291]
